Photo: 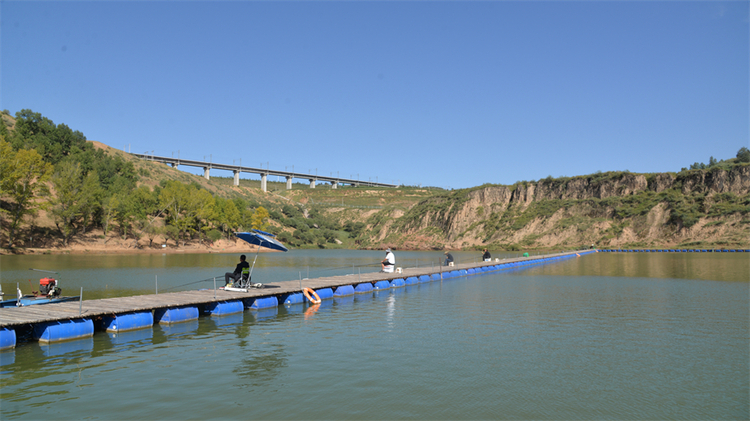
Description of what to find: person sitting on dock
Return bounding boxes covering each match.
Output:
[444,251,454,266]
[482,249,491,262]
[225,255,250,287]
[381,248,395,273]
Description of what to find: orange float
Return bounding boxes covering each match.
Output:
[303,287,321,304]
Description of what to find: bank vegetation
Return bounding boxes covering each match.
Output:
[1,110,748,254]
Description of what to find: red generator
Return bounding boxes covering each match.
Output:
[39,278,61,297]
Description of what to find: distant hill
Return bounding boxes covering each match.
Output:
[372,167,749,250]
[2,110,748,252]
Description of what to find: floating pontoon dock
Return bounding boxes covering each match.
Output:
[0,250,594,348]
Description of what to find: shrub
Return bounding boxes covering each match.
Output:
[207,229,222,242]
[737,147,750,163]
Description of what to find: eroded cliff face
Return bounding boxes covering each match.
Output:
[535,173,649,200]
[446,186,513,238]
[386,166,749,250]
[678,166,750,195]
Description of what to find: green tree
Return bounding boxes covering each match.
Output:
[188,188,215,244]
[10,109,89,164]
[101,195,119,237]
[124,185,158,241]
[158,181,216,245]
[1,144,53,247]
[113,191,137,239]
[251,206,270,231]
[78,171,101,234]
[142,224,163,247]
[215,197,242,237]
[158,181,189,242]
[737,147,750,163]
[50,161,101,245]
[0,138,13,196]
[164,225,180,245]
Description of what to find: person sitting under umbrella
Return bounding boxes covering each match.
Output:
[225,255,250,287]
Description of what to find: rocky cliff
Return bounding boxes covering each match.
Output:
[372,165,750,250]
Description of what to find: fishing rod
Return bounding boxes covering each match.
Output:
[314,262,382,273]
[158,275,225,292]
[29,268,59,274]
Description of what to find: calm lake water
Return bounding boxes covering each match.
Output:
[0,251,748,420]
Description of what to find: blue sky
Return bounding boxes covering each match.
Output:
[2,1,747,189]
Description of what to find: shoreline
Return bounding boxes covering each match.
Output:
[2,244,747,257]
[0,244,271,256]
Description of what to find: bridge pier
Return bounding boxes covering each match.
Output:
[203,167,210,180]
[261,173,267,192]
[331,181,338,189]
[286,176,292,190]
[233,170,240,186]
[309,179,316,189]
[171,163,178,168]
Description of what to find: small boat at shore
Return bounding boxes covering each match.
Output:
[0,271,80,308]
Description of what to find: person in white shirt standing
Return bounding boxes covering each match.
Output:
[381,248,395,273]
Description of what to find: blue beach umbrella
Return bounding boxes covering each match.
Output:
[235,230,288,252]
[233,230,288,286]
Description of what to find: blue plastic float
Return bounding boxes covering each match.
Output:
[98,311,153,333]
[155,306,199,324]
[205,300,244,315]
[354,283,373,293]
[419,275,431,283]
[334,285,355,296]
[390,278,405,288]
[282,292,305,305]
[374,280,391,290]
[315,288,334,300]
[33,318,94,343]
[246,296,278,310]
[405,276,419,285]
[0,328,16,350]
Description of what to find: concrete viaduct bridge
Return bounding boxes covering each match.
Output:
[131,153,398,192]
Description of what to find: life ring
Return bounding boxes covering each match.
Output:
[303,288,321,304]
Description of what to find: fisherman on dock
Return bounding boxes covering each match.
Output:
[482,249,491,262]
[444,251,454,266]
[225,255,250,287]
[381,248,395,273]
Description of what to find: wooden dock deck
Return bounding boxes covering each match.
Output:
[0,251,587,328]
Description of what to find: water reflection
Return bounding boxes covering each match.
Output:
[206,312,245,329]
[106,328,154,347]
[521,253,748,282]
[249,307,279,322]
[41,337,94,358]
[154,319,199,342]
[0,349,14,367]
[233,344,288,389]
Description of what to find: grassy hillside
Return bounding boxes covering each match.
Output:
[2,110,747,253]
